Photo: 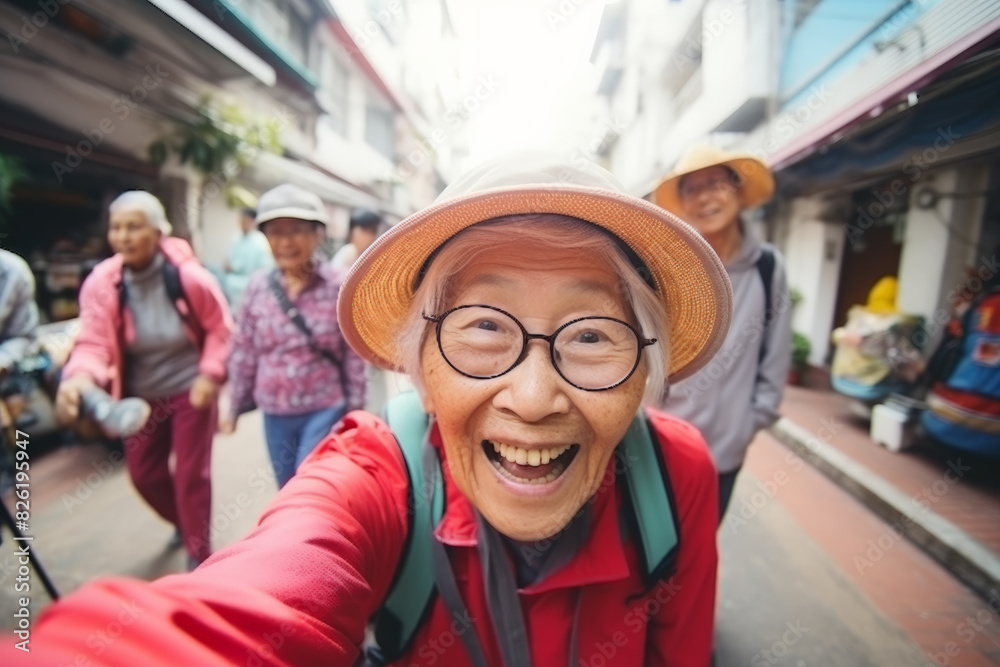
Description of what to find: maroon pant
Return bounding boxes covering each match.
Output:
[123,390,216,563]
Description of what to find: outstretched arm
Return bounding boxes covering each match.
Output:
[8,414,411,666]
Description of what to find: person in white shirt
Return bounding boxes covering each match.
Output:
[331,208,383,270]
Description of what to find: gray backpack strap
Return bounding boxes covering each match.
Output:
[368,391,443,664]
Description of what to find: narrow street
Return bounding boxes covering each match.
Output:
[718,431,1000,666]
[3,411,999,665]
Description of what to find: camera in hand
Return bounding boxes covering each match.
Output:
[79,387,151,439]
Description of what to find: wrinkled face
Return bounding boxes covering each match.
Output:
[262,217,322,272]
[108,207,160,269]
[420,244,647,541]
[678,166,743,237]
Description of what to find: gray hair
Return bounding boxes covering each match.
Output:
[396,213,668,405]
[109,191,172,236]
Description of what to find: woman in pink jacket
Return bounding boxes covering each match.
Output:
[55,191,232,568]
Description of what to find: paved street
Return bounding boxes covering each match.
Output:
[2,411,1000,666]
[0,410,276,623]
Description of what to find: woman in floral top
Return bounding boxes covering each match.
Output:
[220,184,366,487]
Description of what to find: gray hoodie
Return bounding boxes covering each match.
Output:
[660,219,792,473]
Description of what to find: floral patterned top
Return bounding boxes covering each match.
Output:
[227,260,366,421]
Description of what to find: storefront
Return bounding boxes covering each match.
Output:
[0,103,165,323]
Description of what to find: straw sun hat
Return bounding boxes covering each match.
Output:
[653,145,775,215]
[338,153,734,383]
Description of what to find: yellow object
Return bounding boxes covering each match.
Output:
[866,276,899,314]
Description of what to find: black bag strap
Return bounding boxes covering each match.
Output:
[756,246,776,364]
[267,270,351,403]
[118,259,203,341]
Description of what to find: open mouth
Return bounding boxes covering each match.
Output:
[482,440,580,485]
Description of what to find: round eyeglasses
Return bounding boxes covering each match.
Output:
[423,305,657,391]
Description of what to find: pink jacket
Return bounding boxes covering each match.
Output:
[63,237,233,398]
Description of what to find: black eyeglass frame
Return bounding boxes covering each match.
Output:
[423,304,658,392]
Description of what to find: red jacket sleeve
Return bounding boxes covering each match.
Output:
[644,409,719,667]
[5,413,410,667]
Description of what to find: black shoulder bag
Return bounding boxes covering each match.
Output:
[267,270,352,406]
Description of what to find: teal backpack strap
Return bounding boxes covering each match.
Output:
[619,411,680,585]
[369,391,444,664]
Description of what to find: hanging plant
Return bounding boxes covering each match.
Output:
[148,97,283,176]
[0,152,27,211]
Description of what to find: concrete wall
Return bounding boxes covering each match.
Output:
[897,164,990,349]
[784,197,845,365]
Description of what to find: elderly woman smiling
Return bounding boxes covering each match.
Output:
[17,156,731,667]
[55,191,232,570]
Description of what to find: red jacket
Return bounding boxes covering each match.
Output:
[62,237,232,398]
[7,409,717,666]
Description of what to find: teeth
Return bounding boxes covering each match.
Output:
[490,441,571,467]
[491,459,567,484]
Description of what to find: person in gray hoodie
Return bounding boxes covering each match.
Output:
[654,146,792,526]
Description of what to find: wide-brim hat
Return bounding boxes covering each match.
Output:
[255,183,328,228]
[338,153,733,383]
[654,145,775,215]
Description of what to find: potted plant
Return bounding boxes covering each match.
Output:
[789,331,811,386]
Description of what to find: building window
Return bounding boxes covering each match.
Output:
[319,53,349,134]
[238,0,311,66]
[365,106,396,161]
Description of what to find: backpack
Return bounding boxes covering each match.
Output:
[366,391,682,664]
[921,287,1000,456]
[117,259,203,342]
[756,246,776,363]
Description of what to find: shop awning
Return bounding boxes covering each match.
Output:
[207,0,318,90]
[779,53,1000,195]
[249,152,381,210]
[769,14,1000,172]
[142,0,276,86]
